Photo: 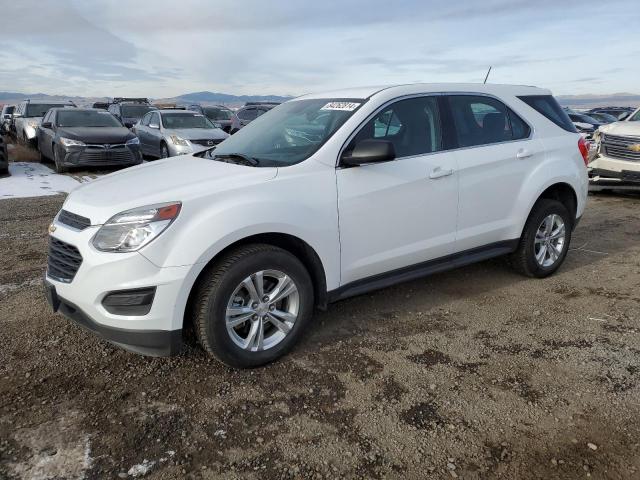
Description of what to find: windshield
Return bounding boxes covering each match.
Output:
[211,99,364,166]
[120,105,156,118]
[628,109,640,121]
[570,114,600,124]
[26,104,72,117]
[57,110,122,128]
[203,107,233,121]
[162,112,215,129]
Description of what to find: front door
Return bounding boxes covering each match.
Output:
[337,96,459,285]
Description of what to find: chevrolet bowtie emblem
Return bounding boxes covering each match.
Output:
[48,223,56,234]
[628,144,640,153]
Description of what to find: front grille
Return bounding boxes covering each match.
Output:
[58,210,91,230]
[47,237,83,283]
[602,134,640,162]
[78,144,134,165]
[190,139,224,147]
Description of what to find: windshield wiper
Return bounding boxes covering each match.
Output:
[213,153,260,166]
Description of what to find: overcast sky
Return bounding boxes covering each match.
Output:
[1,0,638,98]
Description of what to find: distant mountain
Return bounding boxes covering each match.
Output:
[174,91,292,104]
[557,93,640,109]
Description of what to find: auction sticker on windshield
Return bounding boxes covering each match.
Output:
[320,102,361,111]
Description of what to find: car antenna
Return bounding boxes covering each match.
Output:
[483,66,492,84]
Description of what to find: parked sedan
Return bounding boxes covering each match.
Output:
[567,112,604,139]
[230,103,279,133]
[1,105,15,134]
[37,108,142,173]
[184,104,237,133]
[133,110,228,158]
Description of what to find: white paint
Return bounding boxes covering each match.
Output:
[0,162,88,199]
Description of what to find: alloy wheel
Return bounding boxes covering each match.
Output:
[534,214,566,267]
[225,269,299,352]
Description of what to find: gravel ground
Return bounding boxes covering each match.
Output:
[1,169,640,479]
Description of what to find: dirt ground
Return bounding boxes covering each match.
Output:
[1,153,640,479]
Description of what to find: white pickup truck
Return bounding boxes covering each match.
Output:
[590,107,640,189]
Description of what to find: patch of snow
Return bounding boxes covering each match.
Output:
[0,277,42,295]
[0,162,90,199]
[128,459,156,477]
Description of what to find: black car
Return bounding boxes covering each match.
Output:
[184,104,237,133]
[587,107,635,121]
[108,99,157,128]
[230,102,280,134]
[0,134,8,175]
[37,108,142,173]
[567,112,604,138]
[585,112,619,124]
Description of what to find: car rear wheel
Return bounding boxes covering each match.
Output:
[510,199,572,278]
[193,244,314,368]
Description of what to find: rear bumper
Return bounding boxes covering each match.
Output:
[45,278,182,357]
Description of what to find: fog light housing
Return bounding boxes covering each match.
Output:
[102,287,156,316]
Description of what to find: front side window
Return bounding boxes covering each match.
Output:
[56,110,122,127]
[449,95,530,147]
[628,109,640,122]
[141,112,152,126]
[161,112,215,129]
[203,107,233,121]
[120,105,156,118]
[238,108,258,121]
[346,96,442,158]
[149,112,159,126]
[210,98,364,166]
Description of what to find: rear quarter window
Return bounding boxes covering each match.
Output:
[518,95,577,133]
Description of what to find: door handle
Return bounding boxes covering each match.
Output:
[429,167,454,179]
[516,149,534,159]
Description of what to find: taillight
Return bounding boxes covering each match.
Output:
[578,136,590,166]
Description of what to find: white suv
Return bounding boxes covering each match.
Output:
[589,106,640,189]
[44,84,588,368]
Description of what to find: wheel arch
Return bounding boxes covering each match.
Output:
[181,232,328,338]
[519,181,578,239]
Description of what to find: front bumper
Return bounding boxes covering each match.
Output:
[588,153,640,188]
[44,222,193,356]
[44,279,181,356]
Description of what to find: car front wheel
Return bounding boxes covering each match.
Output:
[193,244,314,368]
[510,199,572,278]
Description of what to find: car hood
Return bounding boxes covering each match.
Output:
[63,156,277,224]
[57,127,135,144]
[599,121,640,137]
[164,128,228,140]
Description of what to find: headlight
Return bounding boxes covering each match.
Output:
[126,137,140,145]
[60,137,86,147]
[170,135,190,146]
[92,202,181,252]
[27,120,39,128]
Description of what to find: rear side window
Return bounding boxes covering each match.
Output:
[448,95,530,148]
[518,95,577,133]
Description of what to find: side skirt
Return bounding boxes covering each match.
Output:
[327,239,519,303]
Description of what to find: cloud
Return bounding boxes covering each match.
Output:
[0,0,637,97]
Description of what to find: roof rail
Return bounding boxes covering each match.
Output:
[111,97,150,105]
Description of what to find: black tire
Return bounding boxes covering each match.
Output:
[510,199,573,278]
[193,244,314,368]
[160,142,169,159]
[53,147,68,174]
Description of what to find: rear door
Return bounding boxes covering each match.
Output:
[337,95,459,284]
[447,94,543,251]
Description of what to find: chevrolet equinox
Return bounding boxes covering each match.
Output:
[44,84,589,368]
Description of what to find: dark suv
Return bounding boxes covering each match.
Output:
[230,102,279,133]
[185,104,236,133]
[108,98,157,128]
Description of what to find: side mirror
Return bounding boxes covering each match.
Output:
[341,139,395,166]
[41,122,53,129]
[149,123,160,129]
